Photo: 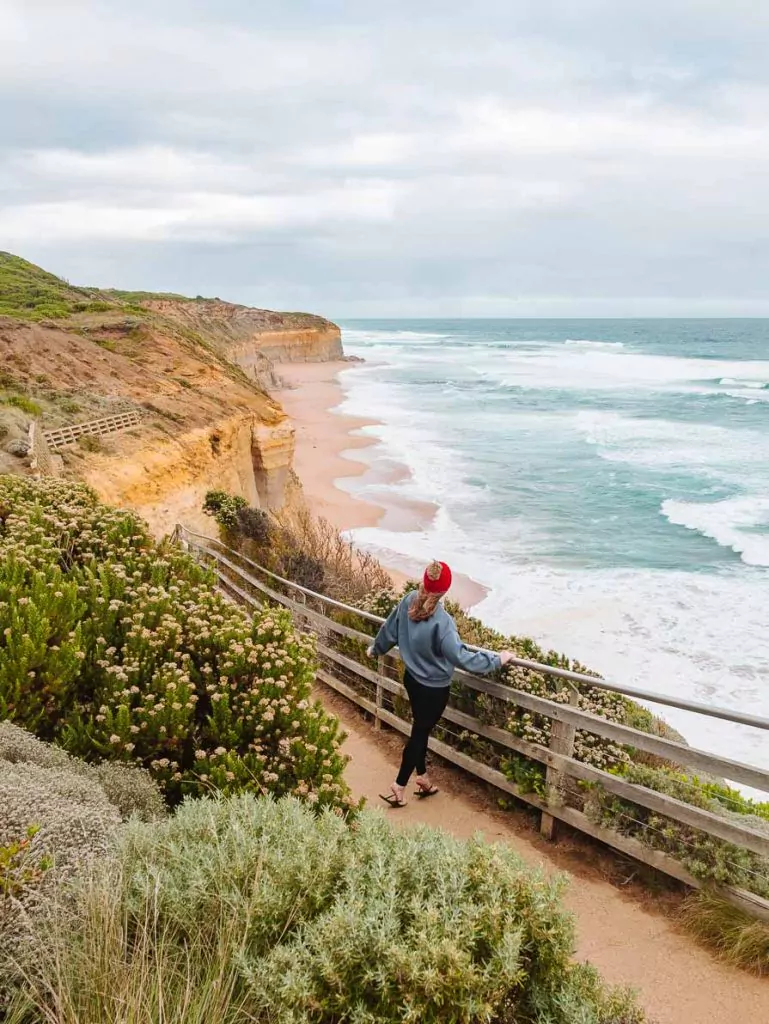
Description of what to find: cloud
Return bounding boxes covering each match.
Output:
[1,0,769,314]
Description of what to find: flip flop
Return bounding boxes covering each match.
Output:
[380,792,406,808]
[414,784,440,799]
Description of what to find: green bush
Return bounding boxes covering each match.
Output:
[584,763,769,896]
[1,394,42,417]
[0,721,164,823]
[234,504,273,545]
[76,434,106,453]
[0,726,143,1013]
[6,795,644,1024]
[0,476,351,810]
[203,489,248,529]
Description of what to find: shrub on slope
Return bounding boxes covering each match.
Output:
[5,794,645,1024]
[0,476,350,810]
[0,723,164,1013]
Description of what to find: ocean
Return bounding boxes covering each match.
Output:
[334,319,769,776]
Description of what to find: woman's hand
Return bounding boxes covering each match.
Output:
[499,650,515,666]
[366,645,376,659]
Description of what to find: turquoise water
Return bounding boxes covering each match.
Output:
[335,319,769,771]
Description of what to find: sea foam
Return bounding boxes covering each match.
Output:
[337,319,769,778]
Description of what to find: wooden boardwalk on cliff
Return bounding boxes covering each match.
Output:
[42,410,142,451]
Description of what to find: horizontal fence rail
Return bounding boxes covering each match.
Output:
[177,525,769,922]
[43,410,142,450]
[178,529,769,732]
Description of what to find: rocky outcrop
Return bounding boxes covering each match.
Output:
[251,416,295,510]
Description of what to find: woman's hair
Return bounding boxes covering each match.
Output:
[408,585,442,622]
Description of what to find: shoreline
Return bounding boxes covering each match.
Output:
[276,361,489,610]
[274,354,769,792]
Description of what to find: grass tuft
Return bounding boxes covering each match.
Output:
[2,394,42,416]
[681,890,769,974]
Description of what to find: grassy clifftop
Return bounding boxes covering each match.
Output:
[0,251,109,321]
[0,251,208,322]
[0,251,335,332]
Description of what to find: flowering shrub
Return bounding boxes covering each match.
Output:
[0,477,351,809]
[202,489,248,529]
[7,794,645,1024]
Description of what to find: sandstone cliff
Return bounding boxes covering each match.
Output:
[0,252,343,535]
[138,298,343,381]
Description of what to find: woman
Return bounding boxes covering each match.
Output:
[367,560,513,807]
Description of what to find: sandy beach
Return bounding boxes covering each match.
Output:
[276,361,488,609]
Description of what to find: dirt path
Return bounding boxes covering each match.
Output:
[325,692,769,1024]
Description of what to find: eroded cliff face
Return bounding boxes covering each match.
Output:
[1,261,338,537]
[1,311,300,538]
[230,326,343,365]
[82,412,296,538]
[142,298,343,374]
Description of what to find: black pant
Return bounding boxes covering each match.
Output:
[396,671,450,787]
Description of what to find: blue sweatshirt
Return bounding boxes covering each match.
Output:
[371,592,501,688]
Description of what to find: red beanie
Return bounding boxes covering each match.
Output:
[423,560,452,594]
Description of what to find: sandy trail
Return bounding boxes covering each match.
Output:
[325,690,769,1024]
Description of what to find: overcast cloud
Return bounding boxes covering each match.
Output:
[2,0,769,316]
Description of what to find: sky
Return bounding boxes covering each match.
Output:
[2,0,769,318]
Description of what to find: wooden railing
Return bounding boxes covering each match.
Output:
[177,526,769,922]
[43,410,142,451]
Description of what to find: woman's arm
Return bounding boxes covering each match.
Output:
[439,621,502,675]
[370,602,401,657]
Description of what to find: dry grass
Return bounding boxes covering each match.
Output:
[4,864,250,1024]
[680,890,769,974]
[273,507,392,602]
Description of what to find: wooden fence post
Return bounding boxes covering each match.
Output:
[540,685,579,840]
[374,656,386,730]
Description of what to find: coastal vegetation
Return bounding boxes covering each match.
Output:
[0,251,339,332]
[0,720,165,1010]
[210,491,769,972]
[0,477,645,1021]
[0,475,351,810]
[203,488,392,602]
[2,794,644,1024]
[0,251,245,322]
[0,252,112,322]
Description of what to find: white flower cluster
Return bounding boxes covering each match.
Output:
[0,477,352,812]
